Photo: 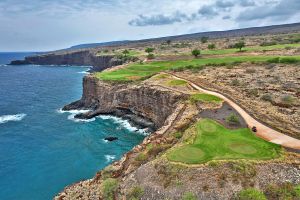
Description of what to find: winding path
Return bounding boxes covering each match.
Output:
[166,73,300,150]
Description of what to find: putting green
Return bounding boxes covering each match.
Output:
[167,119,281,164]
[229,143,258,155]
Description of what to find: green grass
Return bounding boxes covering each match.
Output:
[167,79,187,86]
[95,55,300,82]
[166,119,281,164]
[190,93,223,103]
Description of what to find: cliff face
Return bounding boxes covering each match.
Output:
[64,75,187,129]
[10,51,123,71]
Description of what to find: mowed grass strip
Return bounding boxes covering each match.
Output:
[95,55,300,82]
[167,119,281,164]
[190,93,223,103]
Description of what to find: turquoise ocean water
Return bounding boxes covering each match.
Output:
[0,54,145,199]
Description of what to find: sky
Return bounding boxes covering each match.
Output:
[0,0,299,51]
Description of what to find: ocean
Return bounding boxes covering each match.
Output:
[0,53,145,199]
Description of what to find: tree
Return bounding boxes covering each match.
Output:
[191,49,201,58]
[145,47,155,54]
[122,49,129,56]
[201,36,209,43]
[208,44,216,50]
[166,40,171,45]
[234,41,245,51]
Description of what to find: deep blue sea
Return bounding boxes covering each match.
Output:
[0,54,145,200]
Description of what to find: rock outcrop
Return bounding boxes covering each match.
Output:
[63,75,188,130]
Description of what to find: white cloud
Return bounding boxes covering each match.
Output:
[0,0,299,51]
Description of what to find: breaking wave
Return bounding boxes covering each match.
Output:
[0,113,27,124]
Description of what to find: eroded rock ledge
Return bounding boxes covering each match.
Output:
[63,75,188,131]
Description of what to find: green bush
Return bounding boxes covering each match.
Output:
[226,113,240,125]
[127,186,144,200]
[101,178,118,200]
[237,188,266,200]
[147,53,155,60]
[192,49,201,57]
[174,132,183,139]
[182,192,197,200]
[280,57,299,64]
[135,153,147,162]
[261,94,273,102]
[145,47,155,53]
[280,95,295,106]
[208,43,216,49]
[265,183,298,200]
[201,36,209,43]
[234,41,246,51]
[295,185,300,197]
[267,57,280,63]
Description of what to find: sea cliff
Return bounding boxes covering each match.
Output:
[10,50,123,71]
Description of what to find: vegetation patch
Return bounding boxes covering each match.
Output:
[167,119,281,164]
[190,93,223,103]
[167,79,188,86]
[237,188,267,200]
[101,178,118,200]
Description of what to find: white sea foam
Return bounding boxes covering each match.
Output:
[0,113,27,124]
[105,155,116,163]
[57,108,95,123]
[77,70,90,74]
[98,115,150,135]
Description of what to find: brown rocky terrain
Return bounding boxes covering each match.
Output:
[174,63,300,139]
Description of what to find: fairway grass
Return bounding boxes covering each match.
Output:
[167,119,281,164]
[95,55,300,82]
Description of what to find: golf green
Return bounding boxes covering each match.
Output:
[167,119,281,164]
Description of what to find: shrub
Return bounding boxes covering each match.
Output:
[295,185,300,198]
[192,49,201,57]
[260,41,277,46]
[145,47,155,53]
[174,132,183,139]
[248,89,259,97]
[127,186,144,200]
[103,49,109,53]
[280,95,295,106]
[226,113,240,125]
[147,53,155,60]
[122,49,130,56]
[265,183,297,200]
[267,57,280,63]
[237,188,267,200]
[208,43,216,50]
[280,57,298,64]
[285,46,293,50]
[101,178,118,200]
[234,41,246,51]
[182,192,197,200]
[135,153,147,162]
[261,94,273,102]
[231,79,240,86]
[201,36,209,43]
